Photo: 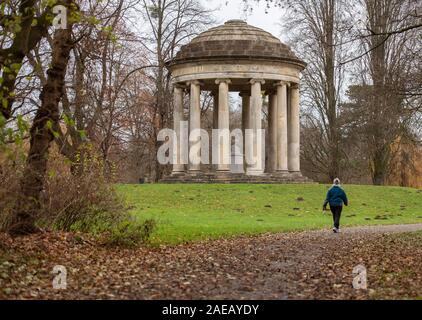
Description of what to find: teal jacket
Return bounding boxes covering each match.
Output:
[323,186,348,208]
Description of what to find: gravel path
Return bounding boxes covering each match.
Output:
[312,223,422,234]
[1,224,421,300]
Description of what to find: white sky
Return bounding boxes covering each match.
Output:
[202,0,287,41]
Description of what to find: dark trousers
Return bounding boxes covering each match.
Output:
[330,206,343,229]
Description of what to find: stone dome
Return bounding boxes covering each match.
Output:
[168,20,306,69]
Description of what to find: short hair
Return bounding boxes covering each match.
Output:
[333,178,341,185]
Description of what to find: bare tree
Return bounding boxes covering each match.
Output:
[352,0,420,185]
[26,1,156,177]
[340,0,421,65]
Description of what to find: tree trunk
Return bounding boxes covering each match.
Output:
[9,22,75,236]
[154,12,165,183]
[325,0,340,181]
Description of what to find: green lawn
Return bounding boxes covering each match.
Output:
[117,184,422,245]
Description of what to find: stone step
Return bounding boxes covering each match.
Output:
[160,173,315,184]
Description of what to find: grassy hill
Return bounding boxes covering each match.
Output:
[117,184,422,245]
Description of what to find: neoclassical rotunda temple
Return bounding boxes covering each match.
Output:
[162,20,312,183]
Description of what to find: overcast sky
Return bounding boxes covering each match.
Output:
[202,0,287,41]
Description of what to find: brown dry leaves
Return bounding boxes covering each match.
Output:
[0,228,421,300]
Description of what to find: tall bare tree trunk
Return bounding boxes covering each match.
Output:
[324,0,340,181]
[366,0,393,185]
[153,1,166,182]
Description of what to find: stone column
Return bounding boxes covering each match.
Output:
[247,79,265,175]
[212,91,219,130]
[189,80,201,172]
[268,92,277,173]
[172,84,186,174]
[211,90,219,171]
[215,79,231,172]
[276,81,289,173]
[288,83,300,173]
[240,92,250,173]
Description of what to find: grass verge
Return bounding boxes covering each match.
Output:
[117,184,422,245]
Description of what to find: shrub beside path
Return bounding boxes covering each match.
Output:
[1,224,421,299]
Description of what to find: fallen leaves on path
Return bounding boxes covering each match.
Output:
[0,227,421,300]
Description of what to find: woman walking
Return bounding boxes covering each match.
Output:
[323,178,348,233]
